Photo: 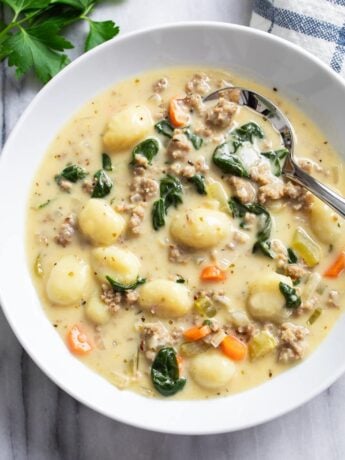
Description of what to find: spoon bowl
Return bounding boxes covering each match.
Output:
[204,87,345,218]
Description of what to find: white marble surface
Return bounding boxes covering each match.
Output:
[1,1,345,459]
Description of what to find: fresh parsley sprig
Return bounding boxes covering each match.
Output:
[0,0,119,83]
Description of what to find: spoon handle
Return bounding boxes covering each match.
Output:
[283,158,345,218]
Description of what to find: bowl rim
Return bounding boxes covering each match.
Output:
[1,21,345,435]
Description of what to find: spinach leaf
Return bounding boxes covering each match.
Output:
[213,143,249,178]
[232,122,265,143]
[151,347,186,396]
[106,275,146,292]
[160,175,183,208]
[154,119,203,150]
[189,174,207,195]
[152,175,183,230]
[102,153,113,171]
[184,128,203,150]
[227,122,265,153]
[131,138,159,165]
[230,198,272,238]
[261,148,288,176]
[55,164,88,184]
[229,197,249,219]
[279,282,302,309]
[252,240,275,258]
[155,119,174,138]
[91,169,113,198]
[287,248,298,264]
[250,205,272,242]
[229,198,273,257]
[152,198,166,231]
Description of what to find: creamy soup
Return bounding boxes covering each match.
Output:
[27,68,345,399]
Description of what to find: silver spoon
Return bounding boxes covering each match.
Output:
[204,87,345,218]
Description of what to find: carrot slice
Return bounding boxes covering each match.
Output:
[183,325,211,341]
[221,335,247,361]
[324,251,345,278]
[200,265,227,282]
[67,324,93,355]
[169,97,190,127]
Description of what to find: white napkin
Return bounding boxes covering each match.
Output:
[250,0,345,78]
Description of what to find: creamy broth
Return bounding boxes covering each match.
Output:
[27,68,345,399]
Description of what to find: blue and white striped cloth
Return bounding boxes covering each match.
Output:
[251,0,345,77]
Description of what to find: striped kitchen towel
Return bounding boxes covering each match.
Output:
[250,0,345,77]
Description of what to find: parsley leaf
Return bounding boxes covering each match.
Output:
[85,19,119,51]
[2,25,71,81]
[0,1,120,83]
[2,0,50,15]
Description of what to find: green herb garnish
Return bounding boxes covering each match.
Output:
[279,282,302,309]
[37,199,52,209]
[202,319,213,327]
[152,175,183,230]
[131,138,159,165]
[151,347,186,397]
[189,174,207,195]
[55,164,87,184]
[0,1,119,83]
[92,169,112,198]
[176,275,185,284]
[261,148,288,176]
[102,153,112,171]
[106,276,146,292]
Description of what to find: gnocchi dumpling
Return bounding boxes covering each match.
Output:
[170,208,232,249]
[189,350,236,390]
[103,105,153,152]
[46,255,91,306]
[78,199,125,246]
[310,197,342,244]
[91,246,141,285]
[85,295,111,325]
[247,273,292,323]
[139,279,192,317]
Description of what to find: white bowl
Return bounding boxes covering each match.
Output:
[0,22,345,435]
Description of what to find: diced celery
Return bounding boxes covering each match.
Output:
[180,341,209,357]
[206,180,230,213]
[194,296,217,317]
[34,254,44,277]
[248,331,278,360]
[291,227,321,267]
[302,272,321,303]
[307,308,322,325]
